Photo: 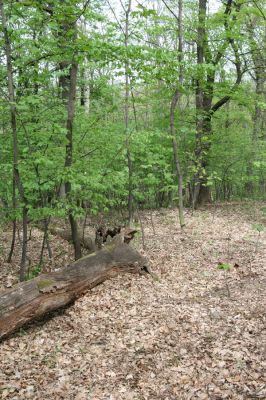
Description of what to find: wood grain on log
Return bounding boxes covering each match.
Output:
[0,243,148,340]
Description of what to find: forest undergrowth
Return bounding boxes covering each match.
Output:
[0,203,265,400]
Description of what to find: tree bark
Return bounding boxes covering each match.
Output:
[0,0,28,279]
[245,19,266,193]
[193,0,212,209]
[7,176,16,263]
[192,0,242,208]
[170,0,185,228]
[124,0,134,226]
[58,5,82,260]
[0,243,148,341]
[80,19,91,112]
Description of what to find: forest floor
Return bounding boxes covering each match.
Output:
[0,203,265,400]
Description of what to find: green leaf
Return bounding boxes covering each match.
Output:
[217,263,231,271]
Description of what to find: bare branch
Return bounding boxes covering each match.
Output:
[252,0,266,20]
[161,0,179,22]
[75,0,92,23]
[105,0,125,35]
[211,50,243,114]
[118,0,126,14]
[212,0,233,66]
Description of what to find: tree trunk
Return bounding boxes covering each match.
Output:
[193,0,211,209]
[246,19,266,194]
[0,243,148,341]
[170,91,185,227]
[0,0,28,280]
[58,7,82,260]
[124,0,134,226]
[192,112,212,209]
[63,60,81,260]
[192,0,242,208]
[20,206,29,281]
[80,20,91,113]
[170,0,185,228]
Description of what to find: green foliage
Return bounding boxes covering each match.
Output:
[217,263,231,271]
[27,264,42,280]
[252,223,264,233]
[0,0,265,233]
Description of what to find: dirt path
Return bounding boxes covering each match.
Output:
[0,204,265,399]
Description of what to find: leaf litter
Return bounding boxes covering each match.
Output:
[0,203,265,399]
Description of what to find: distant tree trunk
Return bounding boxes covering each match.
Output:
[58,9,82,260]
[124,0,134,226]
[246,19,266,194]
[7,178,16,263]
[64,60,82,260]
[170,0,185,228]
[193,0,212,209]
[192,0,242,208]
[39,217,53,264]
[80,67,90,111]
[80,66,86,107]
[80,19,90,113]
[0,0,28,280]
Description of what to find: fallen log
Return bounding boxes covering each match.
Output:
[95,226,138,248]
[48,225,95,252]
[48,224,138,252]
[0,243,149,341]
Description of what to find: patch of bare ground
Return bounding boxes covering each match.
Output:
[0,203,265,399]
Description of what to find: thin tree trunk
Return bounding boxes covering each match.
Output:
[58,9,82,260]
[7,177,16,263]
[7,220,16,264]
[161,0,185,218]
[80,66,86,107]
[20,206,28,281]
[246,20,266,194]
[136,208,146,250]
[60,60,82,260]
[0,0,28,280]
[169,0,185,228]
[125,0,134,226]
[39,218,51,265]
[170,92,185,228]
[80,20,90,112]
[46,234,53,259]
